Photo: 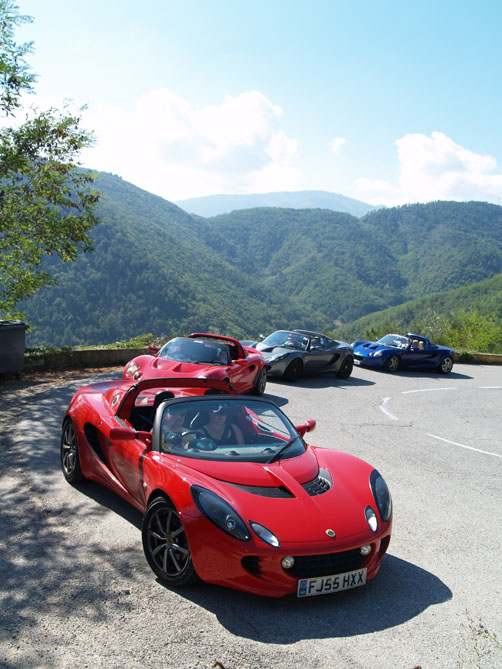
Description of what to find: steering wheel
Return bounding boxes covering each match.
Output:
[193,437,217,451]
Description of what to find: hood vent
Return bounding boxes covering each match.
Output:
[301,468,332,496]
[226,483,294,498]
[224,468,332,498]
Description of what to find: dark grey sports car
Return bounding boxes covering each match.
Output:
[241,330,354,382]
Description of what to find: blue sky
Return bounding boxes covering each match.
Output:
[13,0,502,205]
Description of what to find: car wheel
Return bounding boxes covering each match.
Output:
[60,418,85,483]
[336,355,354,379]
[439,356,454,374]
[251,368,267,395]
[283,358,303,382]
[142,496,198,586]
[384,355,400,373]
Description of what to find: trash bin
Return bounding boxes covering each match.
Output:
[0,320,28,374]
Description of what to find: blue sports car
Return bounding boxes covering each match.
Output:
[352,333,454,374]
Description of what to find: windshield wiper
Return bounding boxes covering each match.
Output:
[266,436,299,464]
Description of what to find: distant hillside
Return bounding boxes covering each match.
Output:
[21,173,502,348]
[333,273,502,343]
[175,190,378,217]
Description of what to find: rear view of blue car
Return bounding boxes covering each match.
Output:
[352,333,454,374]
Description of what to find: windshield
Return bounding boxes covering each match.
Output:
[158,398,305,463]
[262,331,309,351]
[158,338,231,365]
[378,334,410,349]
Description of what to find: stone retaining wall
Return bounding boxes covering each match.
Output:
[20,347,502,373]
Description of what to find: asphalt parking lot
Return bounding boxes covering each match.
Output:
[0,363,501,668]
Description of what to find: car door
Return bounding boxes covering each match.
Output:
[303,337,337,373]
[228,355,255,392]
[107,428,149,507]
[402,340,438,369]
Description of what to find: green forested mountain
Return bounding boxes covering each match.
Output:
[21,172,502,348]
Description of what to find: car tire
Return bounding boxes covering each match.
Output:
[60,418,85,483]
[439,356,454,374]
[384,355,400,373]
[336,355,354,379]
[142,496,198,587]
[251,368,267,396]
[283,358,303,382]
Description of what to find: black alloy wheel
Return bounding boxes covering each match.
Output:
[142,497,198,586]
[252,368,267,395]
[384,355,400,373]
[336,355,354,379]
[283,358,303,382]
[60,419,85,483]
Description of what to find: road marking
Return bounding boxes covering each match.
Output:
[401,388,456,394]
[427,434,502,459]
[478,386,502,389]
[380,397,398,421]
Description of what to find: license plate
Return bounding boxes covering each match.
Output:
[353,359,361,365]
[297,568,367,597]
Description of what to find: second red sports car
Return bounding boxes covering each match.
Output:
[124,333,267,395]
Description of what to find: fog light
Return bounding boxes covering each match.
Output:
[360,544,372,556]
[281,556,295,569]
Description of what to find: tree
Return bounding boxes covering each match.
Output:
[0,0,100,318]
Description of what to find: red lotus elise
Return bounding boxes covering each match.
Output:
[124,333,267,396]
[61,377,392,597]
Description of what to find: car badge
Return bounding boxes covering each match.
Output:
[325,529,336,538]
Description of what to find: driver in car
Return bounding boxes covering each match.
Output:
[161,407,194,452]
[196,405,244,446]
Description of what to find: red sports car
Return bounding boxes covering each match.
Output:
[124,333,267,396]
[61,377,392,598]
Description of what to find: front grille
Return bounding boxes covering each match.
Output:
[287,549,362,578]
[354,354,364,361]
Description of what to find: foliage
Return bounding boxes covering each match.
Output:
[335,276,502,353]
[0,1,99,318]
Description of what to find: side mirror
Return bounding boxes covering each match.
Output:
[295,419,316,437]
[148,344,160,354]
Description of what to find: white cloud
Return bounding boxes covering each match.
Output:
[79,89,301,200]
[329,137,346,153]
[355,131,502,206]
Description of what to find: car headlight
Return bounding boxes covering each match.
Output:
[125,361,140,378]
[249,521,280,548]
[191,486,250,541]
[370,470,392,522]
[268,353,289,363]
[373,351,383,357]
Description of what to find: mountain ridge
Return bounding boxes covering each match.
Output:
[175,190,379,218]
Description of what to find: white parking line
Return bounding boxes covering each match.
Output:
[427,433,502,459]
[380,397,398,421]
[401,388,456,394]
[478,386,502,389]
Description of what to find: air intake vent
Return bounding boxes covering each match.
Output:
[301,468,332,496]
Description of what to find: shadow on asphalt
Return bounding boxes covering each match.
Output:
[266,375,375,390]
[164,553,452,641]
